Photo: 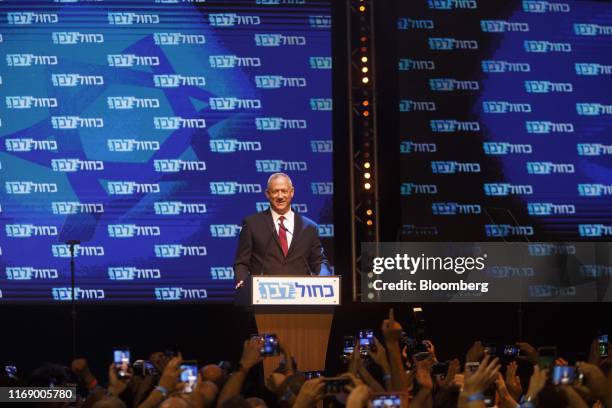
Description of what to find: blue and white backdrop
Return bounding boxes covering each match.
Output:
[0,0,333,303]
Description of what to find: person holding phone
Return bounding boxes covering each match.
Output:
[217,337,264,407]
[233,173,331,290]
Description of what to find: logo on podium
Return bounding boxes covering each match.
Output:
[252,276,340,305]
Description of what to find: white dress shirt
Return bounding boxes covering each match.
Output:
[270,208,294,249]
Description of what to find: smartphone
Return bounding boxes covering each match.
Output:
[4,365,17,379]
[598,333,609,358]
[414,341,429,353]
[257,334,280,357]
[303,371,323,380]
[552,365,575,385]
[482,342,497,356]
[412,307,426,340]
[358,329,374,353]
[503,345,520,358]
[432,362,448,381]
[180,361,198,393]
[413,351,431,361]
[342,335,356,357]
[133,360,158,377]
[371,393,406,408]
[465,361,479,378]
[133,360,145,376]
[483,383,496,407]
[323,377,351,395]
[144,361,158,376]
[399,332,413,350]
[537,346,557,370]
[113,347,130,379]
[410,340,430,361]
[432,362,448,375]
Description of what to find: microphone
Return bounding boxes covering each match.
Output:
[281,220,330,275]
[235,224,275,290]
[281,221,325,275]
[301,255,313,275]
[65,240,81,256]
[278,222,293,236]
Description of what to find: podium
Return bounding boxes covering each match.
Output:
[246,276,340,377]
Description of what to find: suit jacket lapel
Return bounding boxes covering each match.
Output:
[264,209,283,253]
[286,212,303,257]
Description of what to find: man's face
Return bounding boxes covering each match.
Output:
[265,177,294,214]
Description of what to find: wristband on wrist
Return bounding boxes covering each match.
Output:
[154,386,169,398]
[466,392,485,402]
[519,395,535,408]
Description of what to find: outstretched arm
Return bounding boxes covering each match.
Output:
[217,338,263,407]
[381,308,411,392]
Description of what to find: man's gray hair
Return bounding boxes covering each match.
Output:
[266,173,293,189]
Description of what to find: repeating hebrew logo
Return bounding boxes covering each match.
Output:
[257,281,335,300]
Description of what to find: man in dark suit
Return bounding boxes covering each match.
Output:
[234,173,331,289]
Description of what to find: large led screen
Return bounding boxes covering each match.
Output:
[398,0,612,242]
[0,0,333,303]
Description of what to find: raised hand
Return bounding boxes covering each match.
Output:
[453,373,464,390]
[443,359,461,389]
[340,372,366,393]
[368,337,390,373]
[576,362,612,404]
[381,308,412,392]
[505,361,522,401]
[463,355,500,396]
[158,355,183,394]
[414,358,434,390]
[559,385,589,408]
[347,343,363,375]
[422,340,438,362]
[588,337,611,368]
[108,363,130,397]
[495,372,511,399]
[516,342,539,365]
[149,351,170,372]
[346,384,371,408]
[293,377,325,408]
[465,341,484,363]
[524,365,548,401]
[240,337,264,371]
[493,372,519,408]
[381,308,403,344]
